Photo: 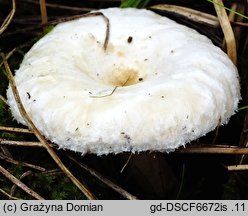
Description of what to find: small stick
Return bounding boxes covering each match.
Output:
[120,153,133,173]
[0,48,16,68]
[1,53,96,200]
[10,170,33,197]
[0,165,44,199]
[0,95,8,106]
[39,169,61,176]
[226,164,248,171]
[0,49,16,110]
[0,188,19,200]
[0,139,43,148]
[0,126,34,134]
[0,0,16,34]
[177,144,248,154]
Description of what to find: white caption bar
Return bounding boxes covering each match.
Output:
[0,200,247,216]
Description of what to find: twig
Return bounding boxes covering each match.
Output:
[0,48,16,67]
[0,126,33,134]
[0,165,44,199]
[212,0,237,65]
[0,139,43,148]
[39,169,61,176]
[67,154,138,200]
[0,0,16,34]
[10,170,33,197]
[0,152,46,171]
[226,164,248,171]
[0,188,19,200]
[177,144,248,154]
[1,53,96,200]
[0,50,16,108]
[0,95,8,106]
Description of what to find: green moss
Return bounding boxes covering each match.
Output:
[27,171,86,199]
[0,163,85,199]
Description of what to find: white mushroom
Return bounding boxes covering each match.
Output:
[7,8,240,155]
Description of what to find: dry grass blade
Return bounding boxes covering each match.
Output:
[0,165,44,199]
[39,0,48,26]
[212,0,237,65]
[226,3,245,49]
[212,119,221,144]
[120,153,133,173]
[90,86,118,98]
[90,76,131,98]
[68,154,138,200]
[1,53,96,200]
[41,169,61,176]
[177,144,248,154]
[0,0,16,34]
[150,4,219,27]
[0,188,19,200]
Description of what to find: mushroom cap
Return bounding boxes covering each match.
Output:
[7,8,240,155]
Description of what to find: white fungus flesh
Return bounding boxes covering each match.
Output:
[7,8,240,155]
